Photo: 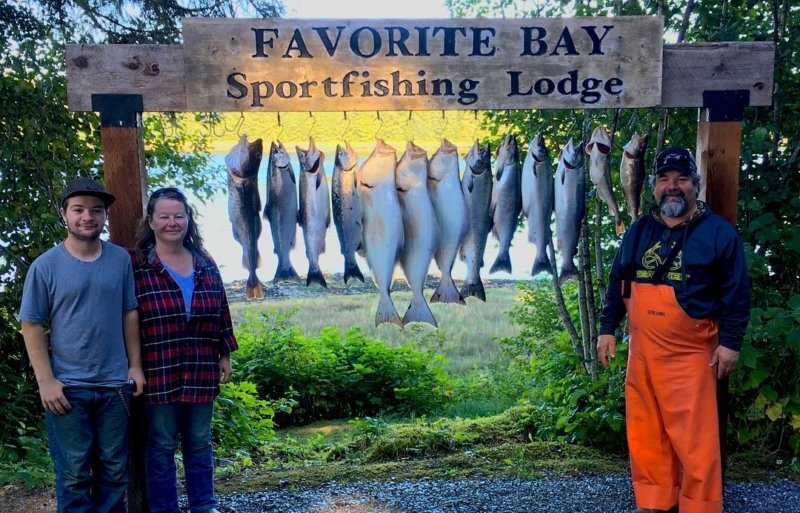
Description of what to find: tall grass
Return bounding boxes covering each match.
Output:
[230,287,520,375]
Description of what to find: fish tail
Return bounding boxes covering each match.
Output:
[402,297,438,328]
[459,279,486,302]
[615,217,626,235]
[559,260,580,285]
[375,294,402,327]
[344,260,365,284]
[430,277,466,305]
[489,250,513,275]
[306,268,328,288]
[273,262,301,284]
[245,274,264,300]
[530,256,553,277]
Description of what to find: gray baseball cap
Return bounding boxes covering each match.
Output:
[60,178,116,207]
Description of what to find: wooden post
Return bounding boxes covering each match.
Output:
[92,94,149,513]
[695,89,749,485]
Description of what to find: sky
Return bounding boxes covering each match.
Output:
[281,0,450,19]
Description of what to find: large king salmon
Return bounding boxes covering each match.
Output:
[297,137,330,288]
[428,138,468,305]
[460,141,493,301]
[490,134,522,275]
[554,138,586,283]
[396,141,438,327]
[264,141,300,284]
[357,139,404,326]
[521,133,555,276]
[225,134,264,300]
[586,125,625,234]
[331,141,364,284]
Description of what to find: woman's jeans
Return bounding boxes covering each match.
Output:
[45,385,133,513]
[145,402,216,513]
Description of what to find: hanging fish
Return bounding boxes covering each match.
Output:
[297,137,330,288]
[459,141,493,301]
[331,141,364,284]
[620,132,649,222]
[428,138,468,305]
[396,142,438,327]
[264,141,300,284]
[521,133,555,276]
[225,134,264,300]
[586,126,625,234]
[490,134,522,275]
[554,137,586,284]
[358,139,404,326]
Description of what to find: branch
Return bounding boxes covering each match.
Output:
[677,0,695,43]
[547,240,582,358]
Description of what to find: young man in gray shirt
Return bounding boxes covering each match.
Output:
[19,178,144,513]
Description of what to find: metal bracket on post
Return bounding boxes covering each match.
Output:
[701,90,750,122]
[91,94,144,127]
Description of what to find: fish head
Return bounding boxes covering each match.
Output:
[465,140,491,176]
[559,138,584,174]
[493,135,519,178]
[429,138,458,181]
[335,141,358,172]
[396,141,428,190]
[529,133,550,163]
[271,141,291,171]
[358,139,397,188]
[302,137,324,174]
[586,126,611,155]
[225,134,262,179]
[623,132,649,158]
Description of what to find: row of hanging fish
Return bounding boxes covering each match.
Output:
[224,127,650,327]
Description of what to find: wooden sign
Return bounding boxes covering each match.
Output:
[182,17,663,112]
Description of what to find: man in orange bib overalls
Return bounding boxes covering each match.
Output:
[597,147,751,513]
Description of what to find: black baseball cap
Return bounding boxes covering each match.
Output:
[654,147,697,177]
[60,178,116,207]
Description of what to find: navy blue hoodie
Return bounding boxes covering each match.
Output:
[599,201,751,351]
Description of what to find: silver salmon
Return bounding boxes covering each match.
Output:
[331,141,364,284]
[297,137,330,288]
[460,141,493,301]
[554,137,586,283]
[264,141,300,284]
[521,133,555,276]
[587,125,625,234]
[225,134,264,300]
[428,138,468,305]
[620,132,649,222]
[396,141,438,327]
[357,139,404,326]
[490,134,522,275]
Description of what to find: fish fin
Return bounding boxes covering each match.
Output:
[375,295,402,327]
[273,263,301,284]
[245,275,264,300]
[306,269,328,288]
[430,279,466,306]
[344,261,365,284]
[615,218,626,235]
[559,261,579,285]
[402,298,438,328]
[530,256,553,277]
[459,280,486,302]
[489,251,512,275]
[315,169,323,190]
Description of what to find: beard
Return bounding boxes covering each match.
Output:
[659,193,688,217]
[67,223,103,242]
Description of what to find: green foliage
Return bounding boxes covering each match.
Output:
[0,427,52,489]
[501,281,627,449]
[233,310,452,424]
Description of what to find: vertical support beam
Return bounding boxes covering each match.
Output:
[91,94,149,513]
[695,89,748,486]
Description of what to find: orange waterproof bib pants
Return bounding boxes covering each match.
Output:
[625,282,723,513]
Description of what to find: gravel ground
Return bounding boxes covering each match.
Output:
[201,476,800,513]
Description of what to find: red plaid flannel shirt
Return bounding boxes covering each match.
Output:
[130,249,237,404]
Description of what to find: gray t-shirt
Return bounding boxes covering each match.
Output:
[19,241,138,387]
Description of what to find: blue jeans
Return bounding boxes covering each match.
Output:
[145,403,216,513]
[45,385,133,513]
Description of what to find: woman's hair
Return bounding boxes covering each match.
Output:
[134,187,205,259]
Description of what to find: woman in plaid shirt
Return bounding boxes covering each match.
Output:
[131,187,237,513]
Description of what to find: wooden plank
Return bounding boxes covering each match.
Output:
[101,126,147,247]
[662,43,774,108]
[64,41,775,112]
[182,17,663,111]
[66,44,187,112]
[696,114,742,225]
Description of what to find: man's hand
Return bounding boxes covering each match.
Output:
[128,367,146,397]
[219,354,233,384]
[710,345,739,379]
[597,334,617,368]
[38,377,71,414]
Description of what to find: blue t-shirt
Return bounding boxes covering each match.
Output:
[163,262,195,319]
[19,241,138,387]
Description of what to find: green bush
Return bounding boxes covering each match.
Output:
[499,281,627,449]
[233,310,452,424]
